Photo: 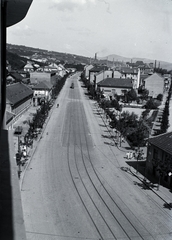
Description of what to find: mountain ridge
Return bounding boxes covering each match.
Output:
[7,43,172,71]
[98,54,172,70]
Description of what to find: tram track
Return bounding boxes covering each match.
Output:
[76,99,153,239]
[66,101,105,239]
[65,83,146,239]
[66,79,171,239]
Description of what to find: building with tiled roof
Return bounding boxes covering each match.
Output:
[121,67,137,74]
[32,81,53,106]
[94,70,113,89]
[24,61,34,72]
[6,72,24,85]
[120,67,138,81]
[6,82,33,116]
[146,132,172,189]
[97,78,133,98]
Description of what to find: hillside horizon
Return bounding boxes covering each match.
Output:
[7,43,172,71]
[98,54,172,71]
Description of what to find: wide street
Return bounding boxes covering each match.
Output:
[21,72,172,240]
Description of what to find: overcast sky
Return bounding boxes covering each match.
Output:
[7,0,172,62]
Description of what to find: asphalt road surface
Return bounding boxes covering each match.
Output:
[21,72,172,240]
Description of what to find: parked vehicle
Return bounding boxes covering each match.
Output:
[70,83,74,89]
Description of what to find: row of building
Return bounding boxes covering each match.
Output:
[83,64,171,99]
[83,63,172,189]
[5,61,74,129]
[5,59,172,190]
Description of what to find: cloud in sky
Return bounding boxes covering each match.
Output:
[7,0,172,63]
[98,0,111,13]
[67,27,93,36]
[50,0,96,11]
[10,25,36,37]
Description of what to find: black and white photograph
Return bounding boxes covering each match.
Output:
[1,0,172,239]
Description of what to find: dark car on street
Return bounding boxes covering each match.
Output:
[70,83,74,89]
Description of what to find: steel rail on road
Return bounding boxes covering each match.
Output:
[66,81,150,239]
[66,101,104,239]
[76,99,150,240]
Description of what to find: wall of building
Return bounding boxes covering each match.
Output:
[113,71,122,78]
[89,71,96,84]
[144,77,164,98]
[95,70,113,87]
[121,73,137,80]
[99,86,130,97]
[34,89,48,97]
[84,65,93,78]
[33,89,52,106]
[30,72,51,84]
[147,144,172,188]
[12,98,32,115]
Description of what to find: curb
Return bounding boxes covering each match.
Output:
[19,100,58,190]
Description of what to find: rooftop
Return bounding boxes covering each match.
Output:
[97,78,133,88]
[32,81,53,90]
[6,82,33,105]
[90,66,108,72]
[149,131,172,155]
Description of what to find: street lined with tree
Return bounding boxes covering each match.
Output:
[21,73,172,240]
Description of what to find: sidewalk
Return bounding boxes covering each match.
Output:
[12,106,37,178]
[12,101,57,188]
[93,101,172,208]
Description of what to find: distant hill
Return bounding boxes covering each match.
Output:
[98,54,172,71]
[7,43,172,71]
[6,51,28,70]
[99,54,172,71]
[99,54,131,63]
[6,43,93,66]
